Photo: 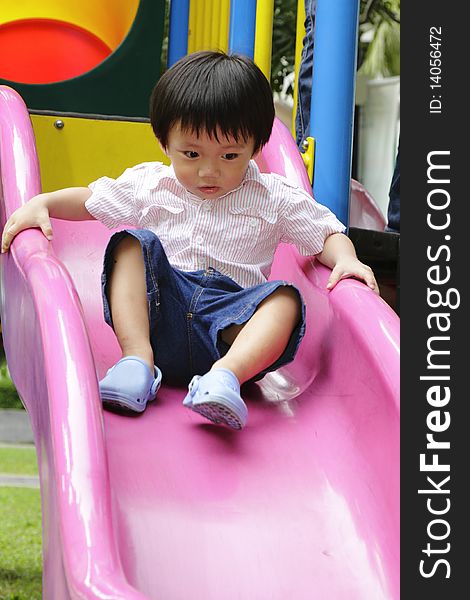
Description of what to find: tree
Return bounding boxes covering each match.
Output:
[358,0,400,77]
[271,0,400,94]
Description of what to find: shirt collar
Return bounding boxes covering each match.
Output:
[243,160,269,190]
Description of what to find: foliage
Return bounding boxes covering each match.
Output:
[271,0,400,94]
[271,0,297,93]
[161,0,170,75]
[358,0,400,77]
[0,353,23,410]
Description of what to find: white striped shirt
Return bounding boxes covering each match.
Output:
[86,161,345,288]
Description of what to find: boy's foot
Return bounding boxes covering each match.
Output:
[99,356,162,414]
[183,368,248,430]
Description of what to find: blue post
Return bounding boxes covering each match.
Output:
[168,0,190,66]
[309,0,360,227]
[228,0,257,58]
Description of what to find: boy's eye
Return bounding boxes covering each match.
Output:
[184,151,199,158]
[223,153,239,160]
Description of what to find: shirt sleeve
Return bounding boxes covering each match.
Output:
[85,165,144,229]
[279,185,346,256]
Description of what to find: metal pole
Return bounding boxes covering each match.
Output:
[168,0,190,66]
[309,0,360,226]
[228,0,257,58]
[254,0,274,78]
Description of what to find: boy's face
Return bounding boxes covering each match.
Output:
[164,125,257,200]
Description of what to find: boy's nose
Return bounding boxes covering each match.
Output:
[198,163,220,179]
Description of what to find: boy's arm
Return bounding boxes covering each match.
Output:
[1,187,94,253]
[316,232,379,294]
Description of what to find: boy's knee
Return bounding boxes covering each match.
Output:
[108,235,145,277]
[274,285,300,302]
[269,286,302,320]
[113,233,141,257]
[284,286,302,315]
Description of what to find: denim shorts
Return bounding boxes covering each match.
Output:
[101,230,306,384]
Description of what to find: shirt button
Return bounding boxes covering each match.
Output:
[248,217,258,227]
[195,235,204,245]
[202,203,212,211]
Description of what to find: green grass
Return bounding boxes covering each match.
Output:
[0,355,23,410]
[0,345,43,598]
[0,487,42,600]
[0,447,38,476]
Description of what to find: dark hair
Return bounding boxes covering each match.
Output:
[150,51,275,153]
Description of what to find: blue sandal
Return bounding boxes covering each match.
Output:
[183,368,248,429]
[99,356,162,414]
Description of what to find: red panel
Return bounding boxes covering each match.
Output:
[0,19,112,84]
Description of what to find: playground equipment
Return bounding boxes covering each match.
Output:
[0,1,399,598]
[0,0,164,117]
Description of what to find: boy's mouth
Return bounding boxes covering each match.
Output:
[198,186,221,195]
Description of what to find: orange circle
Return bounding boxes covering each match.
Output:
[0,19,112,84]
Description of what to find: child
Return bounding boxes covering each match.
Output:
[1,51,378,430]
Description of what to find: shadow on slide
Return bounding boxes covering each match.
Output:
[0,86,399,600]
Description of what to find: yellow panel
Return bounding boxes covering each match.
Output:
[219,0,230,53]
[195,0,205,51]
[202,0,213,49]
[254,0,274,80]
[188,0,229,54]
[188,0,197,53]
[31,114,168,193]
[211,1,221,50]
[0,0,139,49]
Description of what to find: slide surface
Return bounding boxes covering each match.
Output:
[0,86,399,600]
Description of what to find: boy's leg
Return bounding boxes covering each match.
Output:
[99,234,162,413]
[214,286,302,383]
[183,286,301,429]
[107,234,154,372]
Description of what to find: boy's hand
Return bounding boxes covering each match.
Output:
[326,257,379,294]
[1,197,53,253]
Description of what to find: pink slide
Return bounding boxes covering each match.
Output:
[0,86,399,599]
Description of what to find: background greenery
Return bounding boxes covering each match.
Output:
[0,488,42,600]
[0,339,22,409]
[0,369,22,409]
[0,447,42,600]
[0,447,38,476]
[271,0,400,94]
